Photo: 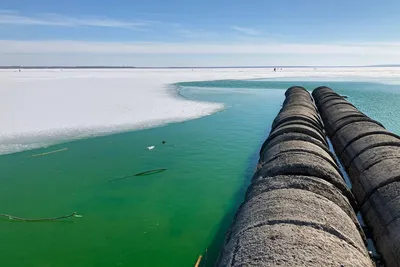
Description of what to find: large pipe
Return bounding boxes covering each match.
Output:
[313,86,400,267]
[216,86,373,267]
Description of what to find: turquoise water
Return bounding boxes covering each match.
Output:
[1,79,400,267]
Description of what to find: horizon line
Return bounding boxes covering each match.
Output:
[1,64,400,69]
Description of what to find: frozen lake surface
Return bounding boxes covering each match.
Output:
[1,67,400,155]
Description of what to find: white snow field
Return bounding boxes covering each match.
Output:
[1,67,400,155]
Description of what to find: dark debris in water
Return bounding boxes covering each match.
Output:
[109,168,167,182]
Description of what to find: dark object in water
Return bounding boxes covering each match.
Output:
[109,168,167,182]
[342,95,348,98]
[162,141,166,144]
[134,168,167,176]
[0,212,80,222]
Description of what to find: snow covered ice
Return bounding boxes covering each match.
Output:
[1,67,400,155]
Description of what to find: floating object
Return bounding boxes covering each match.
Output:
[162,141,166,144]
[194,255,203,267]
[0,212,80,222]
[342,95,348,98]
[29,148,68,157]
[147,146,155,150]
[109,168,167,182]
[134,168,167,177]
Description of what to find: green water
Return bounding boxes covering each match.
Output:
[1,79,400,267]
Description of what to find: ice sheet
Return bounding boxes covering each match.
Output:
[1,67,400,155]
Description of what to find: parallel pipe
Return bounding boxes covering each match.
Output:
[216,86,373,267]
[313,86,400,267]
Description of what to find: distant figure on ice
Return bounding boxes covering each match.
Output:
[273,68,276,72]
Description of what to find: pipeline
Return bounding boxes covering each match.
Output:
[313,86,400,267]
[215,86,373,267]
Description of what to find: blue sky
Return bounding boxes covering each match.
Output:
[1,0,400,66]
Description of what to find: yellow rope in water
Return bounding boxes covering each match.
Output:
[29,148,68,158]
[194,255,202,267]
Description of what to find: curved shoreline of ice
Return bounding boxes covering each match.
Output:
[2,67,400,155]
[0,68,272,155]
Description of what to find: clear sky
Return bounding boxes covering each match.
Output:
[1,0,400,66]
